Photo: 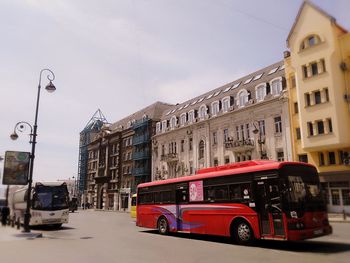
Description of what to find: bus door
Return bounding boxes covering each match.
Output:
[175,184,188,231]
[255,179,285,238]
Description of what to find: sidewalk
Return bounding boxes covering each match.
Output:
[328,213,350,223]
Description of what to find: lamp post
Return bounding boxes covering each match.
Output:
[10,69,56,232]
[252,121,267,160]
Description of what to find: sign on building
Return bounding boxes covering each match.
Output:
[2,151,30,185]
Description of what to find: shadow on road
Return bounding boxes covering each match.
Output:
[30,225,76,231]
[141,230,350,254]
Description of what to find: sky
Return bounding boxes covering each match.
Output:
[0,0,349,194]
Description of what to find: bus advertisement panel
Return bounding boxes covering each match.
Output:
[136,160,332,245]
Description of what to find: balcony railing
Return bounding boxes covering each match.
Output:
[133,151,151,160]
[161,153,179,162]
[224,138,255,152]
[133,134,150,145]
[132,167,150,176]
[132,118,150,129]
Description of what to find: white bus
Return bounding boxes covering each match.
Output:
[11,182,70,228]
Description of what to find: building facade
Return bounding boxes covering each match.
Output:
[284,1,350,213]
[152,61,292,180]
[85,102,172,211]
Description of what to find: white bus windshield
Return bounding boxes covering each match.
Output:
[33,185,69,210]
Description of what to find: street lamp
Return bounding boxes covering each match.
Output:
[10,69,56,232]
[252,121,268,160]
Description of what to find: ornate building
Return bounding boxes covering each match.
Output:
[152,61,292,180]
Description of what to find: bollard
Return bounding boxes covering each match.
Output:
[11,216,15,228]
[16,218,20,230]
[343,209,347,220]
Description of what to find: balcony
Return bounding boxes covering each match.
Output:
[133,134,150,145]
[132,167,150,176]
[161,153,179,163]
[225,138,255,152]
[133,151,151,160]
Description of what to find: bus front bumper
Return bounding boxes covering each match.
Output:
[288,225,333,241]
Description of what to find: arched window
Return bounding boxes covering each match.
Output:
[180,113,187,126]
[271,78,282,96]
[255,84,266,102]
[170,116,177,129]
[199,104,207,120]
[222,97,230,113]
[156,122,161,133]
[237,89,248,108]
[300,34,321,51]
[188,110,195,123]
[199,140,205,159]
[211,101,220,116]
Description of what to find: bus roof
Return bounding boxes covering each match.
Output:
[34,182,67,187]
[138,161,315,189]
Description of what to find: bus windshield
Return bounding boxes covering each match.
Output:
[33,185,69,210]
[281,165,326,213]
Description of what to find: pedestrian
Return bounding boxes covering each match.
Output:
[1,206,10,226]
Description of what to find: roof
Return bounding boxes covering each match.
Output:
[110,101,173,131]
[137,161,315,189]
[287,1,347,46]
[160,61,285,119]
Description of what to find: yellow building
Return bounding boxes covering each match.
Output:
[284,1,350,213]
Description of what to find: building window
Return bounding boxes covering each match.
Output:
[189,138,193,151]
[188,110,195,123]
[328,152,336,165]
[199,105,207,120]
[328,119,333,133]
[277,151,284,162]
[180,113,187,126]
[308,122,314,136]
[222,97,230,113]
[331,190,340,205]
[236,156,241,162]
[274,116,282,133]
[181,140,185,152]
[237,90,248,108]
[199,140,205,159]
[156,122,161,133]
[305,93,311,106]
[314,91,321,104]
[271,79,282,96]
[258,120,266,136]
[311,62,318,76]
[324,88,329,102]
[212,131,217,145]
[296,128,301,140]
[224,156,230,164]
[170,116,177,129]
[303,65,308,78]
[246,123,250,139]
[256,84,266,102]
[294,102,299,114]
[316,120,324,135]
[240,125,245,140]
[211,101,220,116]
[342,190,350,205]
[161,120,167,132]
[298,154,308,163]
[213,158,219,166]
[223,128,229,142]
[319,152,325,166]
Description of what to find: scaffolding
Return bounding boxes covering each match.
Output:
[77,109,108,197]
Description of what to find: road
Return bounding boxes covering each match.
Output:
[0,210,349,263]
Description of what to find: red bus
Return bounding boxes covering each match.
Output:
[136,160,332,244]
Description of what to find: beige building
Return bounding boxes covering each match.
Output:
[152,61,292,180]
[284,1,350,213]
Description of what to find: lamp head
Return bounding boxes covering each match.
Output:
[10,132,19,140]
[45,81,56,93]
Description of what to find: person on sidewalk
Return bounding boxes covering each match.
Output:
[1,206,10,226]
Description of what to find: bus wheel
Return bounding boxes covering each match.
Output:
[233,220,254,245]
[158,217,169,235]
